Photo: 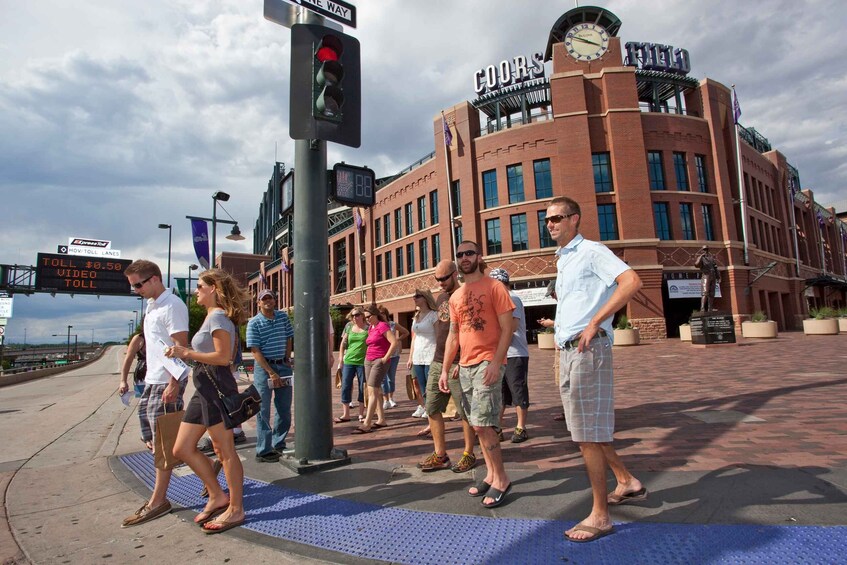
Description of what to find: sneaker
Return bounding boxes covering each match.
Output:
[233,430,247,444]
[451,452,477,473]
[418,452,451,472]
[197,437,214,453]
[411,405,426,418]
[383,400,391,410]
[493,426,505,442]
[349,402,358,408]
[511,427,528,443]
[255,452,280,463]
[388,399,397,408]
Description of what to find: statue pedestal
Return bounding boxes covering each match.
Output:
[689,311,736,347]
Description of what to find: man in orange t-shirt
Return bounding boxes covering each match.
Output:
[440,240,515,508]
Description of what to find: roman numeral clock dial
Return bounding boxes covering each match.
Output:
[565,23,610,61]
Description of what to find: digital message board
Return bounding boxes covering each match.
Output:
[35,253,134,296]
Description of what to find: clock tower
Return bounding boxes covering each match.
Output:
[544,6,624,73]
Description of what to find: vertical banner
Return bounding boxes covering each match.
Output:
[175,278,187,302]
[190,219,210,269]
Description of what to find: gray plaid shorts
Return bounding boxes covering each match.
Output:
[559,336,614,443]
[137,380,187,443]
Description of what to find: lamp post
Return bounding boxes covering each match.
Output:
[66,325,72,359]
[158,223,172,287]
[187,263,199,307]
[132,310,138,329]
[128,321,134,341]
[187,192,245,269]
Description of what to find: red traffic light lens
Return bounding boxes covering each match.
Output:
[316,46,339,62]
[316,35,342,63]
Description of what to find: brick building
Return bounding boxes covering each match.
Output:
[249,6,847,340]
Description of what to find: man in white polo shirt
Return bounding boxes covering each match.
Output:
[122,259,189,528]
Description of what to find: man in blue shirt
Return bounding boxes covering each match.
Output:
[246,289,294,462]
[546,196,645,543]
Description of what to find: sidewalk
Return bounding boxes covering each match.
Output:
[8,332,847,563]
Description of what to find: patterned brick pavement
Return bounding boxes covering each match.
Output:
[320,332,847,473]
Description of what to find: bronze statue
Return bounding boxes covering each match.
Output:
[694,246,720,312]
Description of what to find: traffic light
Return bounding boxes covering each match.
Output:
[290,23,361,148]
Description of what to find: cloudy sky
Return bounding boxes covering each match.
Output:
[1,0,845,344]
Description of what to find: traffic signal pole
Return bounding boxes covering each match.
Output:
[290,8,342,470]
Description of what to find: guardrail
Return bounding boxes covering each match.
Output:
[0,347,108,387]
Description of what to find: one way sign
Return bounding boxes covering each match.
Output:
[287,0,356,28]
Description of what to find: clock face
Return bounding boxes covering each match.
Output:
[565,23,610,61]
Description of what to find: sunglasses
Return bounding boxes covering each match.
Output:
[435,271,455,282]
[456,250,477,258]
[545,212,577,224]
[352,312,363,317]
[131,275,154,289]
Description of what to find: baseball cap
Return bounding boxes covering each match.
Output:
[258,289,275,300]
[489,268,509,284]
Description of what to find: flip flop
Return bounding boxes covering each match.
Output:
[481,483,512,508]
[468,480,492,497]
[607,487,648,506]
[333,417,350,423]
[194,504,227,526]
[565,524,614,543]
[351,427,373,434]
[416,427,432,437]
[553,413,566,421]
[372,422,388,429]
[202,517,245,535]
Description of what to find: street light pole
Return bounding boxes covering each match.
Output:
[66,325,72,359]
[158,223,172,287]
[132,310,138,328]
[187,264,199,307]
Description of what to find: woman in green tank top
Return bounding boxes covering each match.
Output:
[335,308,368,422]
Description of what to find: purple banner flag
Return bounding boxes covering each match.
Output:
[732,86,741,124]
[190,219,210,269]
[442,114,453,147]
[353,207,363,230]
[281,258,290,273]
[816,210,825,229]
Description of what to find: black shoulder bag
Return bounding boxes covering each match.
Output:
[202,364,261,429]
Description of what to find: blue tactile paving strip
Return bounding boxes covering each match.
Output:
[120,452,847,564]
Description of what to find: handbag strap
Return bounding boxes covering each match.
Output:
[202,364,228,400]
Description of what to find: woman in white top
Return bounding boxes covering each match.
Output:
[406,289,437,424]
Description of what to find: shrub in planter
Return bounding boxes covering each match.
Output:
[613,315,640,346]
[742,310,778,339]
[804,306,839,335]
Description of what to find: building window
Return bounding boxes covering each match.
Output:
[404,203,413,236]
[673,152,689,191]
[451,180,461,218]
[374,217,381,247]
[383,213,391,244]
[654,202,672,240]
[385,251,392,279]
[429,190,439,224]
[592,152,613,193]
[680,203,695,240]
[510,213,528,251]
[597,204,619,240]
[486,218,502,255]
[432,234,441,265]
[647,151,665,190]
[394,208,402,240]
[334,239,347,293]
[695,154,708,193]
[417,196,426,230]
[534,159,552,199]
[406,243,415,274]
[419,238,429,270]
[454,225,463,247]
[702,204,715,241]
[507,164,525,203]
[482,169,498,209]
[538,210,555,248]
[395,247,404,277]
[375,255,383,282]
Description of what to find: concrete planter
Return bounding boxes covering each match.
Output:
[537,332,556,349]
[802,318,839,335]
[679,324,692,342]
[613,328,640,346]
[839,318,847,333]
[741,320,778,339]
